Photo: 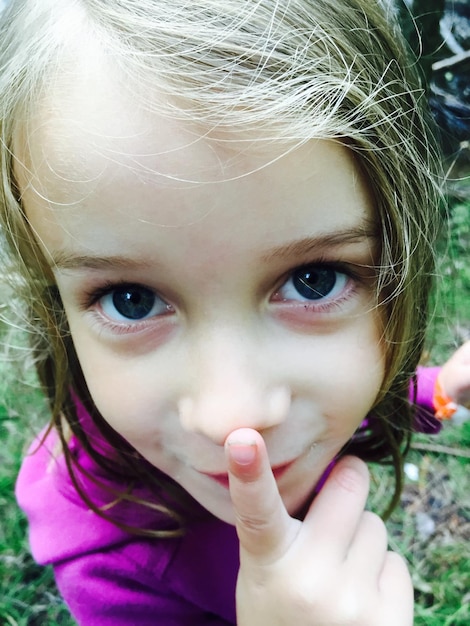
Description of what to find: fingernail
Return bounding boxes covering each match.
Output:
[227,441,257,466]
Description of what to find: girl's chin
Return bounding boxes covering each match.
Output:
[196,481,318,526]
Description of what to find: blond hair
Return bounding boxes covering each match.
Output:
[0,0,443,528]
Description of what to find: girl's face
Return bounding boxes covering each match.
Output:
[18,75,385,524]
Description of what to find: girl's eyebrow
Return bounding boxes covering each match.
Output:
[260,225,378,263]
[51,225,378,272]
[52,252,153,272]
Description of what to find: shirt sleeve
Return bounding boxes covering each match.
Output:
[412,366,442,434]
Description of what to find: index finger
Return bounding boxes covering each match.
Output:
[225,428,300,564]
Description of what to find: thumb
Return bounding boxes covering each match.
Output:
[225,428,300,563]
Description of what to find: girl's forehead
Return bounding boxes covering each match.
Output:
[14,65,377,283]
[14,56,374,247]
[16,63,369,204]
[20,74,279,192]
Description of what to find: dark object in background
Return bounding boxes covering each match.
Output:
[440,0,470,51]
[398,0,470,156]
[429,1,470,154]
[430,52,470,152]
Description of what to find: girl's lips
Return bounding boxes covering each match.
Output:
[202,460,295,489]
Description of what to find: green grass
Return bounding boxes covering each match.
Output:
[369,192,470,626]
[368,424,470,626]
[0,197,469,624]
[0,353,75,625]
[427,198,470,359]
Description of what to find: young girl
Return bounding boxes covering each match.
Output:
[1,0,469,624]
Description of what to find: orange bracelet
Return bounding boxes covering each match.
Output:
[432,376,458,420]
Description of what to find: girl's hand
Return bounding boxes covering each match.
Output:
[438,340,470,408]
[225,428,413,626]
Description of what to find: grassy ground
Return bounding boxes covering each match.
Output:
[369,190,470,626]
[0,359,74,625]
[0,195,469,624]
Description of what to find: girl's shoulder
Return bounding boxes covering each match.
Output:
[15,426,239,624]
[15,403,179,567]
[14,426,153,564]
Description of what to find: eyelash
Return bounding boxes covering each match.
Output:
[272,262,362,312]
[80,280,173,334]
[80,262,367,334]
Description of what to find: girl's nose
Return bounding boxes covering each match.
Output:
[177,334,290,444]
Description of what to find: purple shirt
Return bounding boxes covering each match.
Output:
[16,366,441,625]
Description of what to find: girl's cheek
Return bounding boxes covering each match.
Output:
[270,304,355,334]
[272,306,330,333]
[75,312,179,357]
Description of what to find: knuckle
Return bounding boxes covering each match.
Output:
[280,579,326,620]
[279,570,365,624]
[384,549,409,572]
[331,585,370,624]
[333,458,369,494]
[235,510,272,533]
[362,510,386,535]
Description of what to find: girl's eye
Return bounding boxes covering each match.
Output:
[278,266,348,302]
[99,285,171,321]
